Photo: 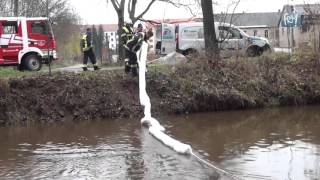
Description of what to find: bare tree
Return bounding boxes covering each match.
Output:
[0,0,12,16]
[107,0,126,61]
[303,4,320,72]
[129,0,197,23]
[107,0,160,61]
[107,0,164,61]
[128,0,157,24]
[201,0,220,62]
[108,0,196,61]
[13,0,18,16]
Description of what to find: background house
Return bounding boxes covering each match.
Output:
[99,24,118,51]
[279,4,320,49]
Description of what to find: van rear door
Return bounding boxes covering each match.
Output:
[0,20,21,64]
[177,23,204,54]
[160,23,176,55]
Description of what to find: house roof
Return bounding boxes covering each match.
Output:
[99,24,118,32]
[287,4,320,14]
[80,24,118,32]
[214,12,282,27]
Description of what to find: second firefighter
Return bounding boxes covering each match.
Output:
[124,29,154,76]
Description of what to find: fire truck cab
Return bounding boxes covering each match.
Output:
[0,17,57,71]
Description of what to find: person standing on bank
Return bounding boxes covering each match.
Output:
[124,29,153,77]
[121,21,134,73]
[81,28,100,71]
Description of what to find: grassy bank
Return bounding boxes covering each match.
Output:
[0,67,34,78]
[148,52,320,114]
[1,52,320,125]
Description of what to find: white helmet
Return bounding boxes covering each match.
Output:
[124,19,132,26]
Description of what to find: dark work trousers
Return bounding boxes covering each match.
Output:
[83,48,97,65]
[125,49,138,76]
[127,50,137,66]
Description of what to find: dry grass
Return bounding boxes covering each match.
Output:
[0,78,9,95]
[148,51,320,114]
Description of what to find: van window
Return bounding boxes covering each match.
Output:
[264,30,269,38]
[181,26,203,39]
[32,22,48,34]
[2,21,18,34]
[219,26,242,39]
[163,28,173,39]
[156,25,161,39]
[198,28,204,39]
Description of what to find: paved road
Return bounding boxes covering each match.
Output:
[53,53,187,73]
[274,47,292,53]
[53,64,123,73]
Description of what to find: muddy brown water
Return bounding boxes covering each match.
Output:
[0,106,320,180]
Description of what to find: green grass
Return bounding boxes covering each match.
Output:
[0,67,34,78]
[0,60,82,79]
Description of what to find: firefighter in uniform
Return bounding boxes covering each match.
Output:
[121,21,134,45]
[121,21,134,73]
[81,28,99,71]
[124,29,153,77]
[136,23,143,33]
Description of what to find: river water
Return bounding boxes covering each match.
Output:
[0,106,319,180]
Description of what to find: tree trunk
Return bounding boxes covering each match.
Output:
[117,15,125,62]
[13,0,18,16]
[201,0,220,62]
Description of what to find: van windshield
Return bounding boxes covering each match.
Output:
[237,28,248,38]
[219,26,243,39]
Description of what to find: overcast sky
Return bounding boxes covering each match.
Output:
[69,0,320,25]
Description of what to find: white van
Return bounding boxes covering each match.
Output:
[156,22,271,57]
[155,23,176,55]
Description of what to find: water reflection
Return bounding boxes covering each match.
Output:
[0,119,220,179]
[163,106,320,179]
[0,106,320,179]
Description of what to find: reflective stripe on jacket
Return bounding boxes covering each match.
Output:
[121,26,133,44]
[81,34,91,52]
[125,32,145,53]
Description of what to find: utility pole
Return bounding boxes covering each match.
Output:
[13,0,18,16]
[46,0,52,76]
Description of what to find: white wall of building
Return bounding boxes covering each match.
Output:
[241,27,279,46]
[105,31,118,50]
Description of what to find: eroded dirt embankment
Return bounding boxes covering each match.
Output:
[0,72,143,125]
[1,55,320,126]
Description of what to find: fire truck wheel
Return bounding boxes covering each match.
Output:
[24,54,42,71]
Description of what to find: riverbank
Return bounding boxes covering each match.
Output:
[1,53,320,125]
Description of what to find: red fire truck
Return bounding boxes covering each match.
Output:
[0,17,58,71]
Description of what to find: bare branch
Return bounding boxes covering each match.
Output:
[138,18,162,25]
[133,0,156,23]
[127,0,133,17]
[128,0,138,22]
[157,0,199,17]
[109,0,120,11]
